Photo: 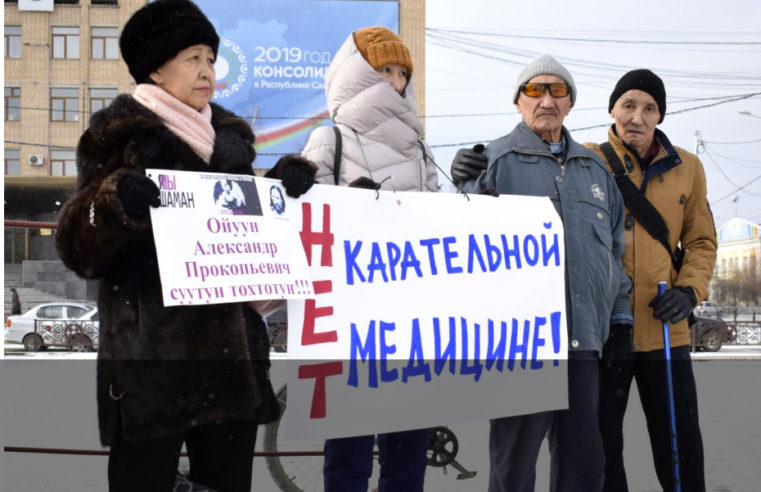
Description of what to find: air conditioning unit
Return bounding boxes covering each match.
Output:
[28,154,45,166]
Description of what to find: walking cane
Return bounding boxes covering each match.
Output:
[657,281,682,492]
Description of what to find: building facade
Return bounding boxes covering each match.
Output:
[4,0,142,268]
[4,0,137,185]
[4,0,426,264]
[711,217,761,305]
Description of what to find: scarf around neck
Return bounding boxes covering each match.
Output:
[133,84,215,164]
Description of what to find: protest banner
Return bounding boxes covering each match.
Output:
[284,184,569,441]
[147,170,313,306]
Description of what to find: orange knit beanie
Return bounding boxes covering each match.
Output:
[353,26,413,78]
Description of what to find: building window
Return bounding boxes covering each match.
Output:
[91,27,118,59]
[5,87,21,121]
[50,87,79,121]
[52,27,79,59]
[4,26,21,58]
[90,87,117,113]
[50,149,77,176]
[91,0,118,4]
[5,149,20,176]
[54,0,80,4]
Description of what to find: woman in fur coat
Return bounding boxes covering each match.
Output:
[55,1,283,490]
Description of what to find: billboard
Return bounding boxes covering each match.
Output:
[195,0,400,168]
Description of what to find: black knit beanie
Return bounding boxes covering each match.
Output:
[608,69,667,123]
[119,0,220,84]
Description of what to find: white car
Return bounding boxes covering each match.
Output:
[5,302,96,352]
[695,301,721,318]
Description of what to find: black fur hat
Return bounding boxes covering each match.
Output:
[119,0,220,84]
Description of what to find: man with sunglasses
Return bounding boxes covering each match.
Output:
[451,54,632,492]
[586,69,716,492]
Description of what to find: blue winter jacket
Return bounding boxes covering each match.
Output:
[460,122,632,353]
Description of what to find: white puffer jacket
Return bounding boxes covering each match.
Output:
[301,33,438,192]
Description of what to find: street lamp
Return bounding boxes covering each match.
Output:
[738,110,761,120]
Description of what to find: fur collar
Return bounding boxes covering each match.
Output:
[77,95,257,189]
[87,94,254,150]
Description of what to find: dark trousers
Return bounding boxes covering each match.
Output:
[108,419,258,492]
[599,346,705,492]
[489,351,604,492]
[323,429,429,492]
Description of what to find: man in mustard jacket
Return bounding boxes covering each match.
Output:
[585,69,717,492]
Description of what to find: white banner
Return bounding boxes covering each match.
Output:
[284,184,569,441]
[147,170,313,306]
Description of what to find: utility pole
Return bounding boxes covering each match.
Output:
[694,130,703,154]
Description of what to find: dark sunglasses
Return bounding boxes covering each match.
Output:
[520,82,569,98]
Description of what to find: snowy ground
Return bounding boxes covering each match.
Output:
[2,345,760,491]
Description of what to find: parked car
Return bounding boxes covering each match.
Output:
[690,316,737,352]
[5,302,97,352]
[694,301,721,318]
[64,307,100,352]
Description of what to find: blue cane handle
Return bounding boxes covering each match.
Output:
[657,281,668,298]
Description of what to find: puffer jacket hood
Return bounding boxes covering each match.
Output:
[325,33,422,138]
[302,32,437,192]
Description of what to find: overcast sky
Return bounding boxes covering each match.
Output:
[424,0,761,228]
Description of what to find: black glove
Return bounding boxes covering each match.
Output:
[264,155,317,198]
[280,158,316,198]
[117,172,160,219]
[649,286,696,324]
[266,155,317,198]
[602,323,632,368]
[348,177,380,190]
[450,144,487,185]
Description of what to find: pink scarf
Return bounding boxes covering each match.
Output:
[133,84,215,164]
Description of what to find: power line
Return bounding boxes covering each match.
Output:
[702,149,748,191]
[702,147,761,168]
[5,104,316,120]
[430,140,485,149]
[711,175,761,204]
[10,84,761,122]
[427,31,761,89]
[4,140,74,149]
[9,91,757,151]
[703,137,761,145]
[429,28,761,36]
[428,28,761,46]
[667,93,761,116]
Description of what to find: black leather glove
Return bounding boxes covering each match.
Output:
[266,155,317,198]
[348,177,380,190]
[602,323,633,368]
[649,286,696,324]
[117,172,160,219]
[450,144,487,185]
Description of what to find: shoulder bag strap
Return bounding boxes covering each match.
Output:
[599,142,682,270]
[332,126,342,185]
[417,140,428,163]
